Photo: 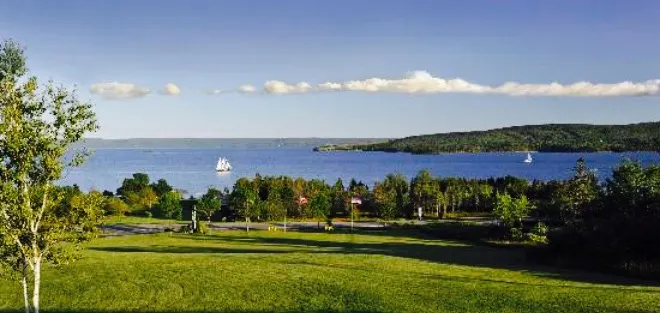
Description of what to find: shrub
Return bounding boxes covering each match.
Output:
[152,191,182,219]
[527,222,548,244]
[104,197,131,216]
[510,227,524,241]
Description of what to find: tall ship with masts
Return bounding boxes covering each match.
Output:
[216,157,232,172]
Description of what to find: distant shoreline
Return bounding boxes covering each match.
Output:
[74,138,389,150]
[312,122,660,154]
[312,147,658,154]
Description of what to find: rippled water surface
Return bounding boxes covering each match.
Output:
[62,143,660,195]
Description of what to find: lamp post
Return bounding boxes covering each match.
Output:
[350,195,361,232]
[191,205,197,233]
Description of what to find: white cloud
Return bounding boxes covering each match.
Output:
[238,84,256,94]
[264,80,312,94]
[247,71,660,97]
[338,71,492,94]
[93,72,660,99]
[317,82,342,91]
[89,82,150,100]
[159,83,181,95]
[492,80,660,97]
[205,89,223,95]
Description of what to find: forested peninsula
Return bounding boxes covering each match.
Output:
[314,122,660,154]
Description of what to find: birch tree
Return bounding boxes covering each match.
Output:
[0,39,100,313]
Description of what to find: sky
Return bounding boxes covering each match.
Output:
[1,0,659,139]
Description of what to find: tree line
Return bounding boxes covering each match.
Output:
[92,158,648,228]
[339,122,660,154]
[86,158,660,278]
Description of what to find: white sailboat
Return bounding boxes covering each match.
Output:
[523,152,533,163]
[216,157,232,172]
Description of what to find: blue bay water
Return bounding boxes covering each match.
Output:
[62,146,660,196]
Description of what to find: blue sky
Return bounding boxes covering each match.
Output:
[1,0,659,138]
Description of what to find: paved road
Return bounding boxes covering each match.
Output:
[100,218,504,236]
[101,221,427,235]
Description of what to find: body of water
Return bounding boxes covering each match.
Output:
[61,145,660,196]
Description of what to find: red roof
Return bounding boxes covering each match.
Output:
[295,196,308,205]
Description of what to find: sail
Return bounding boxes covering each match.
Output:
[216,157,232,171]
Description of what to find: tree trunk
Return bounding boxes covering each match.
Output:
[22,260,29,313]
[245,217,249,232]
[32,257,41,313]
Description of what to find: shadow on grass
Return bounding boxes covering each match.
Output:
[90,232,660,288]
[0,308,390,313]
[92,246,298,254]
[0,308,654,313]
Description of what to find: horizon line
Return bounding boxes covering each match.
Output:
[83,120,660,141]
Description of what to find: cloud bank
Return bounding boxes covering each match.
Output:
[159,83,181,95]
[89,82,150,100]
[254,71,660,97]
[93,71,660,99]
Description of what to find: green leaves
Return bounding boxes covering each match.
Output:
[153,191,182,220]
[0,39,27,81]
[197,188,221,221]
[309,193,331,222]
[410,170,438,216]
[494,193,529,229]
[230,178,258,220]
[0,39,100,284]
[373,174,408,220]
[557,158,599,224]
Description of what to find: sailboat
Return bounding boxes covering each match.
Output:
[523,152,533,164]
[216,157,232,172]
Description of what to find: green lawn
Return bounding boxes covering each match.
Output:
[0,230,658,313]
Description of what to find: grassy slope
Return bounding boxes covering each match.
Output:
[0,230,658,313]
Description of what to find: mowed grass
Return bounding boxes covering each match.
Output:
[0,230,659,313]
